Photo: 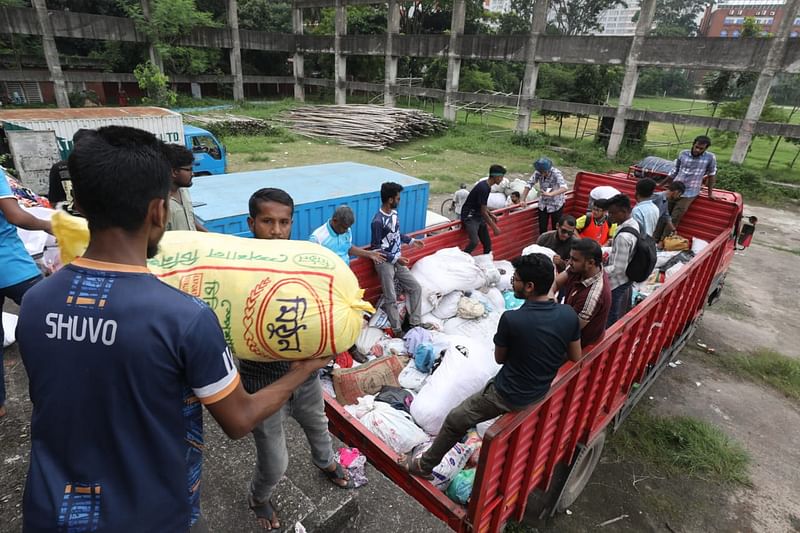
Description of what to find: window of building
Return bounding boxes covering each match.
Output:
[720,30,728,37]
[732,30,741,37]
[791,31,799,38]
[794,17,800,25]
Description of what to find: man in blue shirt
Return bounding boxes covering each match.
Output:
[309,205,384,266]
[0,167,51,418]
[401,253,582,478]
[664,135,717,228]
[371,182,424,336]
[632,178,660,237]
[16,127,329,532]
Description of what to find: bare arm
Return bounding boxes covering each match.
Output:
[480,205,500,234]
[555,270,569,290]
[705,175,716,198]
[566,339,583,362]
[0,198,52,233]
[349,245,385,264]
[494,345,508,364]
[205,358,331,439]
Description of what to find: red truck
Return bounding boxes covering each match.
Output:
[325,171,745,532]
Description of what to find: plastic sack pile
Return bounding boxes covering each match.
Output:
[50,211,374,362]
[324,247,532,506]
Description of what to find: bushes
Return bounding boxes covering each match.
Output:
[715,163,800,204]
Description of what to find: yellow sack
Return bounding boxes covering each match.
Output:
[51,210,90,266]
[662,234,690,252]
[51,212,374,362]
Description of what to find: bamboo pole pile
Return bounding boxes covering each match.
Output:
[279,105,447,150]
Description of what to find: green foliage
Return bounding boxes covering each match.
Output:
[193,119,279,138]
[636,68,693,98]
[649,0,708,36]
[511,131,548,148]
[459,68,494,92]
[238,0,292,32]
[609,409,750,485]
[537,64,622,105]
[67,89,100,108]
[123,0,221,75]
[713,162,800,203]
[719,98,789,123]
[133,60,177,107]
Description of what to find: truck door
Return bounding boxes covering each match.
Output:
[187,134,225,175]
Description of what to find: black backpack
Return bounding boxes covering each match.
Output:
[616,223,657,283]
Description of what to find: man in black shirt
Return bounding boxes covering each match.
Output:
[401,253,582,478]
[46,129,92,215]
[460,164,505,254]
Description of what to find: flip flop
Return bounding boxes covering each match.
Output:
[248,494,279,530]
[398,453,434,480]
[321,462,356,489]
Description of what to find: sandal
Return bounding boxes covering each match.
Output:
[398,453,434,480]
[248,494,280,530]
[321,462,356,489]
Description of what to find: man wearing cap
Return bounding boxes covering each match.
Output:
[460,165,505,255]
[522,158,569,235]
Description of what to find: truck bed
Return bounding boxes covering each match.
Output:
[325,171,743,532]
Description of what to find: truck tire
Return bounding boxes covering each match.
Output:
[554,431,607,513]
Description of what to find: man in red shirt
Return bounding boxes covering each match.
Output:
[556,238,612,348]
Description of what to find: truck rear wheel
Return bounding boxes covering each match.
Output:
[554,431,607,513]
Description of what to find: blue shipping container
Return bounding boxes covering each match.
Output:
[190,162,430,246]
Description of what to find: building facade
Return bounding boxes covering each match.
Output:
[594,1,641,36]
[699,1,800,38]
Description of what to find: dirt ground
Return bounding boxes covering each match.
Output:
[1,186,798,532]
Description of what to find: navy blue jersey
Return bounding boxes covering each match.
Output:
[17,258,239,532]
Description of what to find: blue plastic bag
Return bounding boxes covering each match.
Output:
[502,290,524,310]
[414,343,435,373]
[446,468,476,504]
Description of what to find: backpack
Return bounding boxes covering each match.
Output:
[616,224,657,283]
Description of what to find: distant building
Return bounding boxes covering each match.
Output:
[484,0,512,14]
[594,1,641,36]
[699,1,800,38]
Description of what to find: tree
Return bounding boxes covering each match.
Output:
[123,0,222,75]
[648,0,708,36]
[134,60,177,106]
[549,0,627,35]
[636,68,693,98]
[238,0,292,33]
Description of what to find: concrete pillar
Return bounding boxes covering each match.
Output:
[292,7,305,102]
[32,0,69,108]
[140,0,164,72]
[384,0,400,107]
[730,0,800,164]
[334,0,347,105]
[515,0,549,133]
[228,0,244,102]
[606,0,656,158]
[444,0,466,122]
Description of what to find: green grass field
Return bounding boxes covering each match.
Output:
[190,96,800,196]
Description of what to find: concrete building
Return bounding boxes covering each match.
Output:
[594,1,641,36]
[699,1,800,38]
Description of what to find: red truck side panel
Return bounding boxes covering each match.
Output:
[328,172,743,533]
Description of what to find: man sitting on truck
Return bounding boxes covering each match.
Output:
[401,253,581,479]
[652,181,685,242]
[604,194,639,326]
[243,188,355,531]
[309,205,384,266]
[371,182,425,337]
[164,144,207,232]
[556,238,612,347]
[536,214,578,272]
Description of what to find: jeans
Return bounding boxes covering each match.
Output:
[250,374,335,502]
[420,381,513,472]
[538,207,563,236]
[375,261,422,330]
[462,217,491,255]
[607,281,633,327]
[1,275,43,406]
